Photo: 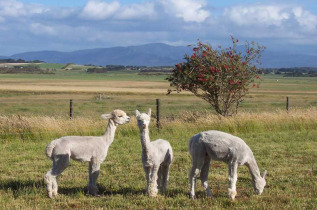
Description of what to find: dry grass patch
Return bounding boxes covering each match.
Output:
[1,108,316,141]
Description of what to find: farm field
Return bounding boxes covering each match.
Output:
[0,65,316,209]
[0,65,316,117]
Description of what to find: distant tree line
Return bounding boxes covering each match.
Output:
[105,65,125,71]
[86,65,173,74]
[86,65,317,77]
[262,67,317,77]
[86,67,107,73]
[0,58,44,63]
[138,66,173,75]
[0,65,55,74]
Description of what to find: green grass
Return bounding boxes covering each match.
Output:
[0,68,316,208]
[0,119,316,209]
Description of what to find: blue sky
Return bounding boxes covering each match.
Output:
[0,0,316,55]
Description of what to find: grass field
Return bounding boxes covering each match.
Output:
[0,68,316,117]
[0,66,316,209]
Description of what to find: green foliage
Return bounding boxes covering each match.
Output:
[87,67,107,73]
[0,58,43,63]
[0,65,55,74]
[105,65,125,71]
[167,37,265,116]
[262,67,317,77]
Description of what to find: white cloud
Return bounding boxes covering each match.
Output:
[30,23,57,36]
[117,2,156,20]
[292,6,317,31]
[80,0,156,20]
[224,4,317,32]
[224,5,290,26]
[0,0,47,17]
[80,0,120,20]
[160,0,210,23]
[0,0,316,55]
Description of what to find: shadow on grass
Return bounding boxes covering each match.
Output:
[0,179,45,198]
[59,185,145,197]
[0,180,235,199]
[0,179,146,198]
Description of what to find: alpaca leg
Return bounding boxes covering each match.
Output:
[161,164,170,194]
[228,162,238,200]
[44,170,54,198]
[45,154,69,198]
[157,166,163,191]
[189,161,204,199]
[143,166,151,193]
[200,156,212,197]
[189,166,200,199]
[148,166,159,197]
[88,162,93,193]
[89,161,100,196]
[189,150,206,199]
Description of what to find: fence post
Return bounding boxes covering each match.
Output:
[286,96,289,113]
[156,99,160,131]
[70,99,73,119]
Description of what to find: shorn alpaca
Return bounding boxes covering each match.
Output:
[44,109,130,198]
[189,130,267,200]
[136,109,173,197]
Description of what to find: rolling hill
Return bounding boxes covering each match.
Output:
[4,43,317,68]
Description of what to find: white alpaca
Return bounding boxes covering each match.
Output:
[136,109,173,197]
[44,109,130,198]
[189,130,267,200]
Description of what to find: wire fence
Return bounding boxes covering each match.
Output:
[0,95,295,118]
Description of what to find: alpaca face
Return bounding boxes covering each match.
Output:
[253,178,266,195]
[135,109,151,130]
[101,109,130,125]
[253,170,267,195]
[111,109,130,125]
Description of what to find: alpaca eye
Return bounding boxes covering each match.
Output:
[118,116,122,118]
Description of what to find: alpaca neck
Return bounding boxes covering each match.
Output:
[247,156,262,182]
[140,126,151,158]
[102,119,117,145]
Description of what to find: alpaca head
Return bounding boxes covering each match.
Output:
[135,108,151,130]
[252,170,267,195]
[101,109,130,126]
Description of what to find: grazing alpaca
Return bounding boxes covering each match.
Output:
[188,130,267,200]
[136,109,173,197]
[44,109,130,198]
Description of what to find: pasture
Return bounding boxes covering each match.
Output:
[0,65,316,209]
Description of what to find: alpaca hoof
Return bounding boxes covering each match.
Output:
[188,192,196,199]
[148,193,157,198]
[148,190,158,198]
[147,183,158,198]
[47,192,53,199]
[88,186,99,196]
[206,193,213,198]
[228,188,237,200]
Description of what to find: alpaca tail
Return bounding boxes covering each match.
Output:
[45,139,60,159]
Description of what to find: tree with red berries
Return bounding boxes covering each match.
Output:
[167,36,265,116]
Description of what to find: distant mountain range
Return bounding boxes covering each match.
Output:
[2,43,317,68]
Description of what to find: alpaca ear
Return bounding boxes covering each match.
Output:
[147,108,151,117]
[262,170,267,179]
[101,113,113,119]
[135,110,141,117]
